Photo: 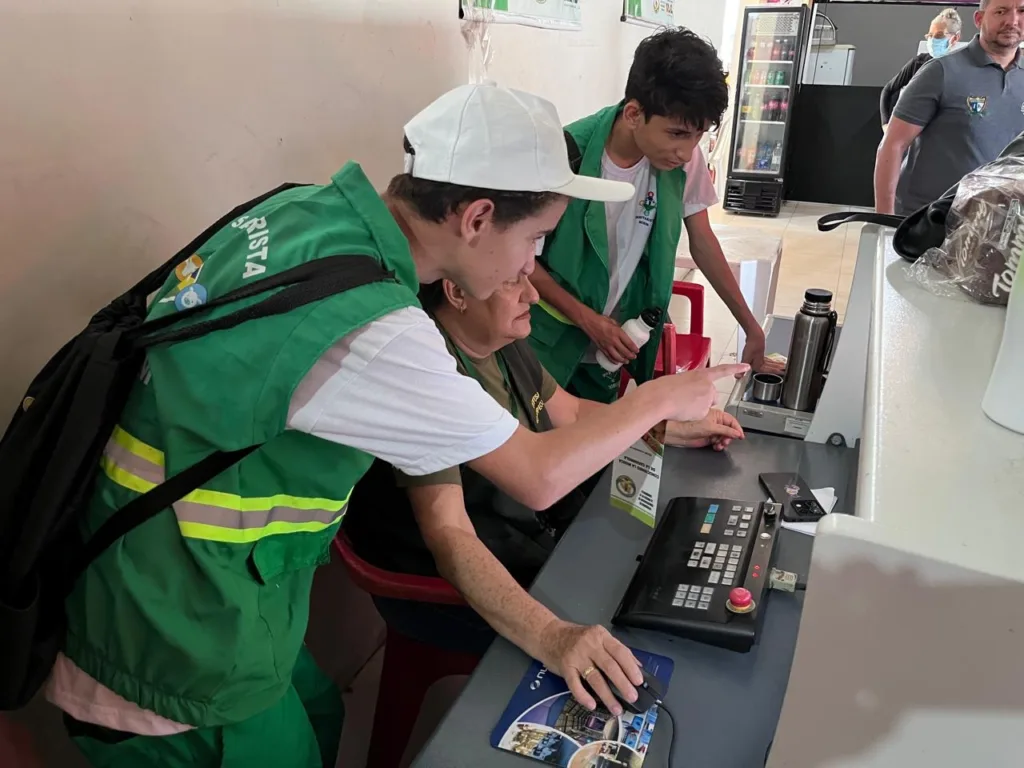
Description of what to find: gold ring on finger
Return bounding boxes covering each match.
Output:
[581,665,596,680]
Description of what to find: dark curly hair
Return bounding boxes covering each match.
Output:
[625,27,729,130]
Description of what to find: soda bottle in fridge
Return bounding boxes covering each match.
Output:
[751,92,763,120]
[772,39,782,59]
[780,94,790,120]
[771,141,783,171]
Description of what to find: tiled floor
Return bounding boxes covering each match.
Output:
[669,200,865,407]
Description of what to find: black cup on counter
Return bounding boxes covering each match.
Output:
[751,373,783,404]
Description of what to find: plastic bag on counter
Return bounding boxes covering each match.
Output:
[908,156,1024,305]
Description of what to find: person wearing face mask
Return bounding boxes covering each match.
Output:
[344,274,744,710]
[880,8,963,129]
[527,28,779,406]
[875,0,1024,215]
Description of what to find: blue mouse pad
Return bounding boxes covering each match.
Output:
[490,648,674,766]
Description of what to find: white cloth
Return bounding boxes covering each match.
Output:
[288,306,519,476]
[47,306,520,734]
[601,152,656,316]
[599,145,719,319]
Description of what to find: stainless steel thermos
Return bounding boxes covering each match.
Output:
[781,289,837,411]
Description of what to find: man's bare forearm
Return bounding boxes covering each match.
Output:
[531,262,595,328]
[874,141,902,215]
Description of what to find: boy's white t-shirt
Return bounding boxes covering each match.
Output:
[599,144,720,321]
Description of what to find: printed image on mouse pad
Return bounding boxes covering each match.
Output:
[490,648,673,766]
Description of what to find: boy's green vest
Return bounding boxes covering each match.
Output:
[64,163,421,727]
[528,104,685,388]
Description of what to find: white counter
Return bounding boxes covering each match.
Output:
[769,226,1024,767]
[859,229,1024,581]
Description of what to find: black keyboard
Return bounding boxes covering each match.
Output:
[612,497,782,652]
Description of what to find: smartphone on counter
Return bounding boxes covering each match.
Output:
[758,473,827,523]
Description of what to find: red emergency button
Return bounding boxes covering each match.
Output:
[726,587,755,615]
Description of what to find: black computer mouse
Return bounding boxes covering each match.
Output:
[580,667,665,714]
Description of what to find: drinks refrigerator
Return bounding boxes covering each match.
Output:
[724,4,810,217]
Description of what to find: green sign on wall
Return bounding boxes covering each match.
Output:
[462,0,582,30]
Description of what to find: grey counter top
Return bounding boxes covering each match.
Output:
[413,433,857,768]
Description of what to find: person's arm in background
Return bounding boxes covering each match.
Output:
[684,210,781,373]
[680,148,780,373]
[874,60,941,213]
[531,262,639,366]
[545,384,744,451]
[880,56,927,128]
[411,483,643,715]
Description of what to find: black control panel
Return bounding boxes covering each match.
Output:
[612,497,782,652]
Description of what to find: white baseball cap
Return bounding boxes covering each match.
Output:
[403,83,635,203]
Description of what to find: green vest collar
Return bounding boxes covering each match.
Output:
[331,162,419,292]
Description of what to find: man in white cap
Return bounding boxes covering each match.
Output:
[51,83,744,767]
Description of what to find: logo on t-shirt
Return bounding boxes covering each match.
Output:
[967,95,988,117]
[636,190,657,227]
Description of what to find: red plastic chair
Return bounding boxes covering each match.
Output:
[618,280,712,396]
[332,532,481,768]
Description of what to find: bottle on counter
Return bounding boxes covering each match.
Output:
[781,289,838,411]
[595,308,663,373]
[982,267,1024,433]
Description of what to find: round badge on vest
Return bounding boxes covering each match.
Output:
[174,283,208,311]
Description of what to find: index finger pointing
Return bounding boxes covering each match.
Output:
[705,363,749,381]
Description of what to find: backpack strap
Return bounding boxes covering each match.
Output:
[817,211,905,232]
[69,446,259,589]
[564,130,583,174]
[135,255,390,347]
[132,183,310,298]
[71,254,393,587]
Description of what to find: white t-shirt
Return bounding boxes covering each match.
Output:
[46,305,520,734]
[600,146,718,319]
[287,305,519,476]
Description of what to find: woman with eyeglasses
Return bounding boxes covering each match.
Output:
[880,7,963,129]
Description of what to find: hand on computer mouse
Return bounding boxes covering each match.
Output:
[535,619,643,716]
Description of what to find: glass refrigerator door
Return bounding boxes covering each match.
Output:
[732,9,801,177]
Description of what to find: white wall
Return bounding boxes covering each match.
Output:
[0,0,724,415]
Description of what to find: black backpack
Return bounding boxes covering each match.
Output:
[0,183,391,710]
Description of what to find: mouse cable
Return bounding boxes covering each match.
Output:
[654,696,678,767]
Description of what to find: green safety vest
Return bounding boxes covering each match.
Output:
[64,163,421,727]
[528,104,685,388]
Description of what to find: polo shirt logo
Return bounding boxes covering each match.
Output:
[967,95,988,116]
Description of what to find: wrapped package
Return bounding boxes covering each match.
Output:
[910,156,1024,305]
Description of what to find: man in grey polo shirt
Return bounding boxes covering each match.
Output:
[875,0,1024,214]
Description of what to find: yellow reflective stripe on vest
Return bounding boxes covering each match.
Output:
[536,299,575,325]
[101,429,350,544]
[111,425,165,467]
